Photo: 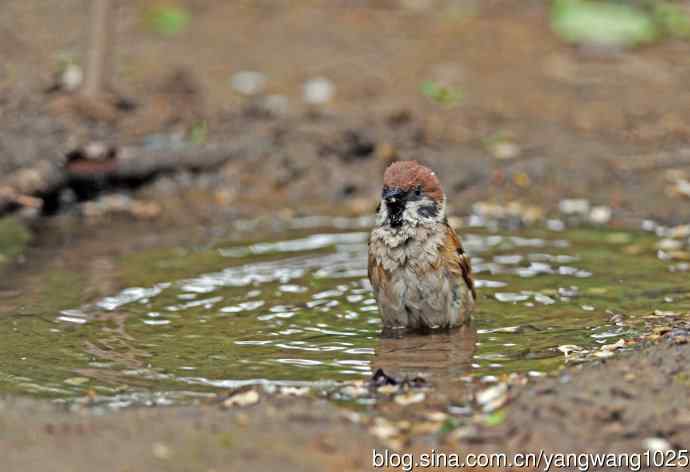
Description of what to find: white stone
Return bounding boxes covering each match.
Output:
[61,64,83,91]
[231,71,266,96]
[559,198,590,215]
[263,94,289,116]
[643,437,671,452]
[589,206,612,224]
[303,77,335,105]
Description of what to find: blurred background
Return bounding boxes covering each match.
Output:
[2,0,690,223]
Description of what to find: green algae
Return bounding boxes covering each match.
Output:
[0,217,31,268]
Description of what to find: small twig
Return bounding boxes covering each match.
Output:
[82,0,114,99]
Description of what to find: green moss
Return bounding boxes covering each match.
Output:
[0,217,31,267]
[674,372,690,387]
[216,432,234,448]
[551,0,658,47]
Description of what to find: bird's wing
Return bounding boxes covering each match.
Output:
[442,224,476,300]
[368,248,384,296]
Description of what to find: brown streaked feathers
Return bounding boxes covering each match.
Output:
[444,224,477,300]
[369,223,476,318]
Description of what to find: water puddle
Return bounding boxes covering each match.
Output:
[1,217,689,408]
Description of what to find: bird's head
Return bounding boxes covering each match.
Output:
[377,160,446,229]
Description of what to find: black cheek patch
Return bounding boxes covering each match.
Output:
[417,204,439,218]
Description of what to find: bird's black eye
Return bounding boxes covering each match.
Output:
[415,186,422,197]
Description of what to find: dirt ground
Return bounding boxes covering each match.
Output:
[2,1,690,470]
[3,0,690,224]
[1,337,688,471]
[0,395,380,472]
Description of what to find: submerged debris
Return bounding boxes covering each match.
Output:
[222,388,260,408]
[371,368,398,387]
[340,383,369,399]
[558,344,586,358]
[279,386,310,397]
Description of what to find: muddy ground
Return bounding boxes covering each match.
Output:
[2,0,690,470]
[1,338,689,471]
[3,0,690,224]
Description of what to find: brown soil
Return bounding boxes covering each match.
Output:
[1,339,688,471]
[0,396,379,472]
[3,1,690,224]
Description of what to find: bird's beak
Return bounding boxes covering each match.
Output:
[383,187,405,204]
[383,187,407,228]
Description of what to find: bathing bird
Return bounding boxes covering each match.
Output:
[368,161,476,330]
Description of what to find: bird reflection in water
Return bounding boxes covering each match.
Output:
[373,325,477,399]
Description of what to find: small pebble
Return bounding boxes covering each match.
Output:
[152,442,172,460]
[589,206,612,224]
[546,219,565,231]
[377,384,398,395]
[491,142,521,160]
[643,437,671,452]
[262,94,289,116]
[223,389,260,408]
[495,292,530,303]
[231,71,266,96]
[279,386,309,396]
[476,383,508,412]
[674,179,690,197]
[558,345,585,356]
[424,411,448,422]
[669,262,689,272]
[669,224,690,239]
[559,198,590,215]
[341,384,368,398]
[657,239,683,251]
[64,377,90,386]
[303,77,335,105]
[369,418,398,439]
[61,64,83,91]
[449,425,479,441]
[534,294,556,305]
[641,219,658,232]
[394,391,425,406]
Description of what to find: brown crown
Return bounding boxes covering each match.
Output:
[383,161,444,202]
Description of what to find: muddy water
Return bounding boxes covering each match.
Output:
[1,217,689,408]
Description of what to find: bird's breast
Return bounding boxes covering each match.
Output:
[369,224,445,273]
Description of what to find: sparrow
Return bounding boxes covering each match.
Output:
[368,161,476,331]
